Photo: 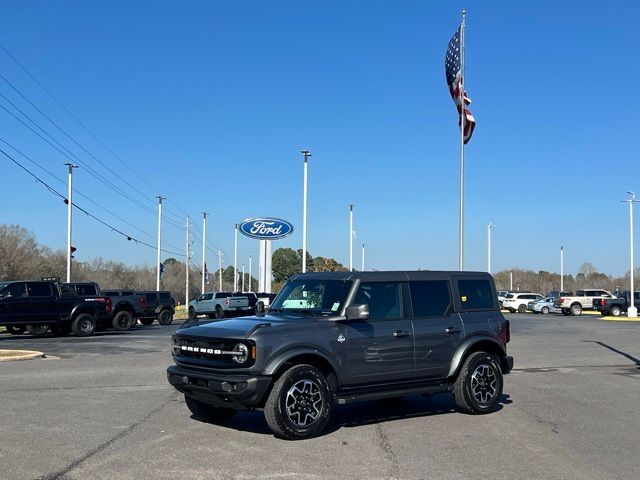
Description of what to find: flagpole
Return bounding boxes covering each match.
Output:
[458,10,466,271]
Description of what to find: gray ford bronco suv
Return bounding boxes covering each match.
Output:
[167,271,513,440]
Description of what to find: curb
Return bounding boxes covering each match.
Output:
[0,350,45,362]
[600,316,640,322]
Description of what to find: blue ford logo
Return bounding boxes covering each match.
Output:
[239,218,294,240]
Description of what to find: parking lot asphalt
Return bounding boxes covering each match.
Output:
[1,315,639,480]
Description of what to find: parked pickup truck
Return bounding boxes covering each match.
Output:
[188,291,251,320]
[101,289,145,330]
[137,291,176,326]
[0,280,112,336]
[593,291,640,317]
[554,289,614,316]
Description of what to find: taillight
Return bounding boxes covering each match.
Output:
[225,299,230,306]
[559,297,564,303]
[95,297,112,313]
[140,296,146,308]
[500,320,511,344]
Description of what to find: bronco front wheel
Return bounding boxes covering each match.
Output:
[264,364,332,440]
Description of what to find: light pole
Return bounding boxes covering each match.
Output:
[234,224,239,292]
[622,192,638,318]
[64,163,78,282]
[361,242,365,271]
[349,204,354,271]
[486,221,493,274]
[201,212,207,294]
[242,264,245,292]
[186,215,190,307]
[218,249,222,291]
[301,150,311,273]
[560,245,564,293]
[249,255,253,292]
[156,196,165,291]
[510,270,513,290]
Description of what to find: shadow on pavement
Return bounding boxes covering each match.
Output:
[583,340,640,367]
[189,392,513,438]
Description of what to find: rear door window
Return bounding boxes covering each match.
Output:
[409,281,451,317]
[2,282,27,298]
[26,283,53,297]
[458,279,495,310]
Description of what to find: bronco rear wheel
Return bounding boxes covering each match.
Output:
[453,351,503,415]
[71,313,96,337]
[112,311,134,331]
[264,364,332,440]
[184,395,237,423]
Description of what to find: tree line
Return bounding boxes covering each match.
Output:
[3,224,635,302]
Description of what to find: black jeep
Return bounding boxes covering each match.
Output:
[167,271,513,439]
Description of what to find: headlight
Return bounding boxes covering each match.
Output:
[232,343,249,364]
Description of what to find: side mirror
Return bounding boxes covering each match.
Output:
[345,304,369,320]
[256,301,265,314]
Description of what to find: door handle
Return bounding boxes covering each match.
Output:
[393,330,412,338]
[445,326,461,334]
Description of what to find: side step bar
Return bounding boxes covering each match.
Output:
[335,383,452,405]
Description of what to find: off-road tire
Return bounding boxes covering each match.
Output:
[6,325,26,335]
[139,318,155,326]
[541,306,550,315]
[26,324,49,336]
[264,364,333,440]
[184,395,237,423]
[112,311,134,331]
[570,304,582,316]
[157,309,173,325]
[215,305,225,319]
[611,306,622,317]
[71,313,97,337]
[453,351,503,415]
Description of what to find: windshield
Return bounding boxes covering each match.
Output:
[269,279,353,316]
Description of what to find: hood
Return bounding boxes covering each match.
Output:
[177,314,288,339]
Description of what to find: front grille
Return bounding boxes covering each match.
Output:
[172,335,255,368]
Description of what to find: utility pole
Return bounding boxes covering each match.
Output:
[301,150,311,273]
[234,224,239,292]
[218,249,223,292]
[349,204,354,271]
[622,192,638,318]
[201,212,207,294]
[487,221,493,274]
[64,163,78,283]
[361,242,365,271]
[560,245,564,293]
[249,255,253,292]
[185,215,190,307]
[156,196,165,291]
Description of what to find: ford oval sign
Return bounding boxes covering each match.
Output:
[239,218,294,240]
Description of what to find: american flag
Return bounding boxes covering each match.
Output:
[445,25,476,144]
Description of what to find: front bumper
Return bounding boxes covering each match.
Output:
[167,365,271,410]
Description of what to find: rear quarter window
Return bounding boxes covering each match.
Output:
[26,283,53,297]
[458,279,495,310]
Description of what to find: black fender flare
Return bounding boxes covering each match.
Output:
[447,335,506,378]
[263,346,344,384]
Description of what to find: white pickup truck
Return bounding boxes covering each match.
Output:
[188,292,250,320]
[553,289,614,316]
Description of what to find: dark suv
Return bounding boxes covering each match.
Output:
[167,271,512,439]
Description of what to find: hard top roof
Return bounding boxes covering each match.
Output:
[288,270,492,282]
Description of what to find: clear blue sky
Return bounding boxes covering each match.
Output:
[1,1,638,276]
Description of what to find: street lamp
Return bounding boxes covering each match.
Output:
[622,192,638,318]
[301,150,311,273]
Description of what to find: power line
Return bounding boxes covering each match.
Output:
[0,43,190,225]
[0,146,184,257]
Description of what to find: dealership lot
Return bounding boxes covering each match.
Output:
[0,316,639,480]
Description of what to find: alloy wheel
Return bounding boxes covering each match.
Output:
[285,379,324,427]
[470,363,498,404]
